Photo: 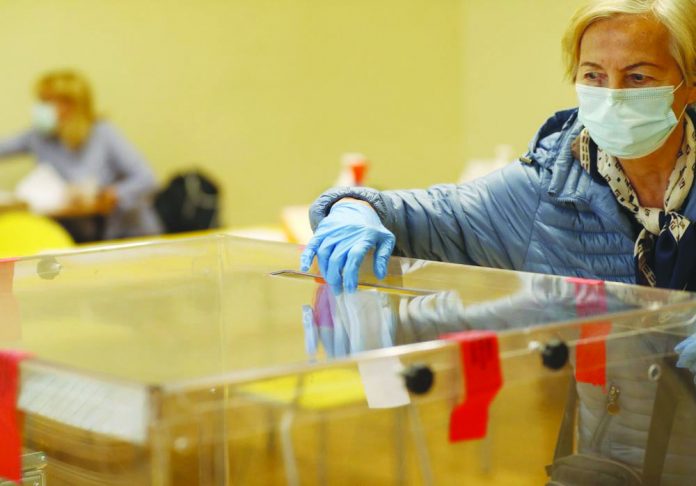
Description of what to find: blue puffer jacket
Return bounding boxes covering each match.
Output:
[310,108,696,284]
[309,108,696,484]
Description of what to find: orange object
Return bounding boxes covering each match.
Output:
[351,161,368,186]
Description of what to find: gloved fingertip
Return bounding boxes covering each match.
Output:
[675,353,696,368]
[675,336,696,354]
[318,262,329,281]
[343,275,353,293]
[300,263,310,272]
[330,284,343,296]
[375,260,388,280]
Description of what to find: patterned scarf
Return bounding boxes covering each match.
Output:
[576,117,696,290]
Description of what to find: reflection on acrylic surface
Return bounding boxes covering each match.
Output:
[300,269,696,483]
[302,269,695,358]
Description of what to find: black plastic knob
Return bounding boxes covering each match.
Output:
[403,364,435,395]
[541,340,569,370]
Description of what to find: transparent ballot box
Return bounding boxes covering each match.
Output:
[1,235,696,485]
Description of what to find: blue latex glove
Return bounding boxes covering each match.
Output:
[675,334,696,382]
[300,202,396,295]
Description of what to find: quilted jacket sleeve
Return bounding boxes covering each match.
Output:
[309,160,544,270]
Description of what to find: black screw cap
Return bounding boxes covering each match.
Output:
[403,364,435,395]
[541,340,569,370]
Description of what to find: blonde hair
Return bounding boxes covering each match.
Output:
[35,70,96,149]
[562,0,696,83]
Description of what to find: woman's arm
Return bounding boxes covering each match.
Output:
[102,124,157,212]
[309,160,544,270]
[0,131,32,158]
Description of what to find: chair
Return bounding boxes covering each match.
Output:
[0,211,73,258]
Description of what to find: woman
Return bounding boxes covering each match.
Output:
[302,2,696,294]
[0,70,162,242]
[302,0,696,483]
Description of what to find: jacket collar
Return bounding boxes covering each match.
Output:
[531,107,696,238]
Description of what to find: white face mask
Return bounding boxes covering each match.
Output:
[32,102,58,135]
[576,81,687,159]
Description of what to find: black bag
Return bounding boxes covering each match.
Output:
[154,171,220,233]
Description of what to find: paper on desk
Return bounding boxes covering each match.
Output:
[15,164,69,214]
[358,356,410,408]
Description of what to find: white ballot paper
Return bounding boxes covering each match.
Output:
[15,164,69,214]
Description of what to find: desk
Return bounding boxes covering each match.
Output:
[0,191,28,214]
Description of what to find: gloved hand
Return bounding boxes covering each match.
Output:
[300,202,395,295]
[675,334,696,381]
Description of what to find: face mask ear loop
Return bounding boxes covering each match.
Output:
[673,79,689,122]
[677,103,688,122]
[672,79,685,94]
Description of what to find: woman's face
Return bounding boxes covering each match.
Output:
[576,14,696,110]
[38,93,74,125]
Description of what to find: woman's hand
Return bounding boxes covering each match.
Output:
[300,201,395,295]
[94,186,118,215]
[51,185,118,217]
[675,335,696,383]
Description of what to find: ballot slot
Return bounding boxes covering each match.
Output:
[269,269,437,297]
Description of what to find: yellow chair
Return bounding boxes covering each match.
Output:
[0,211,74,258]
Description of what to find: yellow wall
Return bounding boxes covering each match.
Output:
[460,0,586,160]
[0,0,586,227]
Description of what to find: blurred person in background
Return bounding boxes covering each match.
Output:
[0,69,162,242]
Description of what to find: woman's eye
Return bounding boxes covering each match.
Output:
[582,72,604,85]
[628,73,650,84]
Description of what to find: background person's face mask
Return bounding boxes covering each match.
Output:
[576,81,686,159]
[32,102,58,135]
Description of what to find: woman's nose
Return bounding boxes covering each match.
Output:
[606,75,626,90]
